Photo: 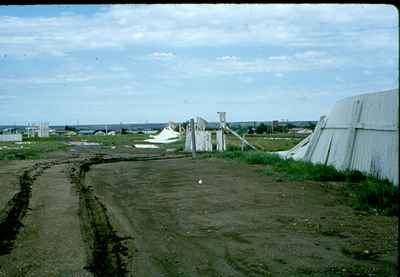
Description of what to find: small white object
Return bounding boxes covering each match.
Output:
[198,179,203,184]
[134,144,159,149]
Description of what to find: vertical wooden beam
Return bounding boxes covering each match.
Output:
[218,112,226,129]
[190,118,196,158]
[304,115,327,162]
[342,99,363,170]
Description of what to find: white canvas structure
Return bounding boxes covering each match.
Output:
[38,122,49,138]
[216,130,226,151]
[145,126,181,144]
[185,130,212,152]
[168,121,178,130]
[0,134,22,142]
[277,89,399,185]
[195,117,207,131]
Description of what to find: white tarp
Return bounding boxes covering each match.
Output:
[185,130,212,152]
[276,89,399,185]
[134,144,159,149]
[145,127,181,144]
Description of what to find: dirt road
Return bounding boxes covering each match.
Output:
[85,158,398,276]
[0,155,397,276]
[0,163,91,277]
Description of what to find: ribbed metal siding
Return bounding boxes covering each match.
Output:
[308,89,398,185]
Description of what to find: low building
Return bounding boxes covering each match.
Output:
[0,134,22,142]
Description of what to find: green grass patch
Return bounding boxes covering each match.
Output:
[24,133,149,146]
[223,134,302,152]
[0,141,70,160]
[346,178,399,216]
[215,150,398,216]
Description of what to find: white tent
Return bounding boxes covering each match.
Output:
[144,126,181,144]
[277,89,399,186]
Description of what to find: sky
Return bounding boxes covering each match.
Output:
[0,4,398,125]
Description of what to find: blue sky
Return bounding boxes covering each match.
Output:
[0,4,398,125]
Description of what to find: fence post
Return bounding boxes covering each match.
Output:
[190,118,196,158]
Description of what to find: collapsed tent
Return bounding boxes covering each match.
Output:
[144,126,181,144]
[277,89,399,186]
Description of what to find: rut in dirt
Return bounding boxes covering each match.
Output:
[70,154,189,277]
[0,162,53,255]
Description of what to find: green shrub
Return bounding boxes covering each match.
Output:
[348,178,399,216]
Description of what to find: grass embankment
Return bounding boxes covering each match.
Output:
[215,151,399,216]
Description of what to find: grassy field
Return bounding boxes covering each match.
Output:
[0,134,151,160]
[224,133,303,151]
[0,132,303,160]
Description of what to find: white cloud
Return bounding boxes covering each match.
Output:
[294,51,326,59]
[148,52,175,60]
[216,55,240,61]
[0,4,396,59]
[268,56,288,61]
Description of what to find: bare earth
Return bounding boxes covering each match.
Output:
[86,158,398,276]
[0,154,398,276]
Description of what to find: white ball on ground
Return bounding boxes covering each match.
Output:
[198,179,203,184]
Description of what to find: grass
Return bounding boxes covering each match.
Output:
[24,133,149,146]
[215,151,399,216]
[0,133,184,160]
[220,135,303,151]
[346,179,399,216]
[0,141,70,160]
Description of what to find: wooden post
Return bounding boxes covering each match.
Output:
[190,118,196,158]
[303,116,326,162]
[342,99,363,170]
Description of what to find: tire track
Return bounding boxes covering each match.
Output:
[0,158,80,256]
[0,161,52,255]
[70,154,190,277]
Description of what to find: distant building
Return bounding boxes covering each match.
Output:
[38,122,49,138]
[143,130,158,135]
[78,130,95,135]
[0,134,22,142]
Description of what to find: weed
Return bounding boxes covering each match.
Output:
[346,178,399,216]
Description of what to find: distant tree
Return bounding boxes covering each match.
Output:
[287,123,296,129]
[121,128,128,134]
[255,123,270,134]
[65,125,77,132]
[248,126,254,134]
[274,125,284,133]
[307,121,317,130]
